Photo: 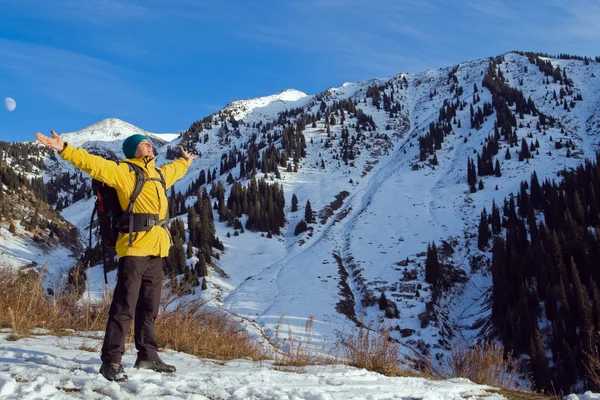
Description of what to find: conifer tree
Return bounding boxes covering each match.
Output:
[186,240,193,259]
[589,279,600,332]
[291,194,298,212]
[490,237,508,327]
[529,171,543,210]
[478,208,491,250]
[588,183,599,226]
[494,159,502,177]
[188,207,198,245]
[168,187,176,218]
[521,138,531,159]
[378,292,388,310]
[529,328,551,392]
[467,157,477,189]
[196,252,208,277]
[425,242,440,285]
[569,257,593,353]
[572,191,585,226]
[305,200,313,223]
[166,236,186,277]
[490,201,501,234]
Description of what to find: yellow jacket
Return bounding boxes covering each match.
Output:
[59,144,192,258]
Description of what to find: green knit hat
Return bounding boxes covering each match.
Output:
[122,134,147,158]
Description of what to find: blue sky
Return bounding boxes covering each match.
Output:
[0,0,599,142]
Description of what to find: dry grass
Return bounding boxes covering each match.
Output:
[155,284,267,361]
[0,264,52,334]
[449,340,520,390]
[485,388,555,400]
[0,265,266,362]
[272,315,338,372]
[0,264,111,337]
[584,332,600,392]
[337,322,413,377]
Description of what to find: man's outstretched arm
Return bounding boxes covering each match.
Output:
[160,145,196,188]
[36,130,131,190]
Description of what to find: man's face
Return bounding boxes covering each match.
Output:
[135,140,155,159]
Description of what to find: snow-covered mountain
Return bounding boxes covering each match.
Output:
[3,51,600,395]
[223,88,310,121]
[59,118,173,159]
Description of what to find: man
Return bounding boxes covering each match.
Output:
[35,130,196,382]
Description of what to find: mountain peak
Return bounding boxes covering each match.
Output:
[74,118,147,137]
[275,88,308,101]
[223,88,310,121]
[58,118,168,151]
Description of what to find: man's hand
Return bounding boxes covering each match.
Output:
[178,145,196,162]
[35,130,65,152]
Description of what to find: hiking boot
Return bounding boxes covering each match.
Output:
[134,357,176,373]
[99,362,128,382]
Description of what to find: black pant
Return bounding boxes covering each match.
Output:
[101,256,163,364]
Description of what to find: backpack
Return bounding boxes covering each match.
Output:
[89,161,168,284]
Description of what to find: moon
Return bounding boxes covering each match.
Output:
[4,98,16,112]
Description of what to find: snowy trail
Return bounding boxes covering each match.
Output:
[0,333,512,400]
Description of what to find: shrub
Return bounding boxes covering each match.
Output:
[337,322,405,376]
[155,293,267,361]
[0,263,110,336]
[584,333,600,392]
[272,315,335,372]
[449,341,520,389]
[294,220,308,236]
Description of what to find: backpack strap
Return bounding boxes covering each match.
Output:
[154,168,169,220]
[119,161,169,247]
[153,167,171,244]
[89,200,98,251]
[89,183,109,286]
[154,168,167,191]
[123,163,145,247]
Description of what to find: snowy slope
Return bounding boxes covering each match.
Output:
[181,53,600,381]
[46,54,600,352]
[0,224,74,289]
[224,89,311,121]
